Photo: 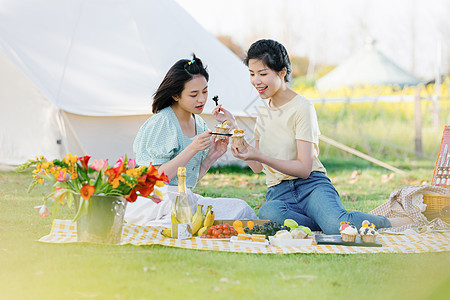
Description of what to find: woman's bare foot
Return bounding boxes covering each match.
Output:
[388,216,414,228]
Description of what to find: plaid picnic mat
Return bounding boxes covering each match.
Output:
[39,219,450,254]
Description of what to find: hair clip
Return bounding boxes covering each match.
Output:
[188,59,195,65]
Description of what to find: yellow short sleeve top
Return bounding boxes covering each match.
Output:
[254,94,326,187]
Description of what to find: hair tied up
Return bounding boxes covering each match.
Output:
[184,59,196,73]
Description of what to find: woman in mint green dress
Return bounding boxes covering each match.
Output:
[125,55,256,227]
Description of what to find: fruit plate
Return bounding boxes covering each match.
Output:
[230,236,269,247]
[268,235,314,247]
[195,237,231,242]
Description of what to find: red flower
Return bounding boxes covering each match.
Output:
[136,184,155,197]
[80,184,95,200]
[133,165,168,198]
[147,165,169,184]
[125,189,138,203]
[79,156,91,170]
[159,172,169,184]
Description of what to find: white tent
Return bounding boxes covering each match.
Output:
[315,40,422,90]
[0,0,260,166]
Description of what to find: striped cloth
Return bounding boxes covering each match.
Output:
[39,219,450,254]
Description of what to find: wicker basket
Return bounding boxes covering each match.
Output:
[422,194,450,224]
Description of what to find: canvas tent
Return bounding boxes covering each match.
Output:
[0,0,261,166]
[315,40,422,90]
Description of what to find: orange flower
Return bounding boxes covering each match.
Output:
[105,164,126,185]
[80,185,95,200]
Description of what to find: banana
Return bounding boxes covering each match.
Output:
[203,205,211,219]
[161,228,172,238]
[191,204,204,235]
[202,205,211,226]
[203,205,215,227]
[208,210,215,227]
[197,226,208,237]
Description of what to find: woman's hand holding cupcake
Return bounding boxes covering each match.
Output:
[208,134,229,160]
[231,138,259,161]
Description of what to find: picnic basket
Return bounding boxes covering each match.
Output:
[422,194,450,224]
[427,125,450,224]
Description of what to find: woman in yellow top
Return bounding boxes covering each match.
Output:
[214,39,408,234]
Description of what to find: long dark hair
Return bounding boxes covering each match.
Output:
[152,54,209,114]
[244,39,292,82]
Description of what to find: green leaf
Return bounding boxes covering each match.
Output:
[15,160,37,172]
[27,179,38,193]
[51,198,59,219]
[77,162,90,183]
[93,172,103,191]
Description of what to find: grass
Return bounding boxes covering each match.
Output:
[1,157,449,300]
[312,99,449,160]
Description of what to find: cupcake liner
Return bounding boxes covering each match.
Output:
[231,136,244,148]
[215,126,230,140]
[361,235,376,243]
[341,233,356,242]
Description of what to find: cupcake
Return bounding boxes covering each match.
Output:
[290,229,308,239]
[359,220,378,243]
[231,129,245,149]
[339,222,358,242]
[274,230,292,239]
[215,120,231,140]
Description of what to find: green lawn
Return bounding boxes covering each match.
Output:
[1,158,449,300]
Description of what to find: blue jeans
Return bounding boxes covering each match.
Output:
[258,171,391,234]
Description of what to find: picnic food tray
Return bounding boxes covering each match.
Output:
[315,234,382,247]
[195,236,230,242]
[269,235,314,247]
[230,236,269,247]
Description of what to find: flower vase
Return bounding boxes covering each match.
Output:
[76,195,127,244]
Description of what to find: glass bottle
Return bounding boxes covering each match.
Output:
[171,167,193,239]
